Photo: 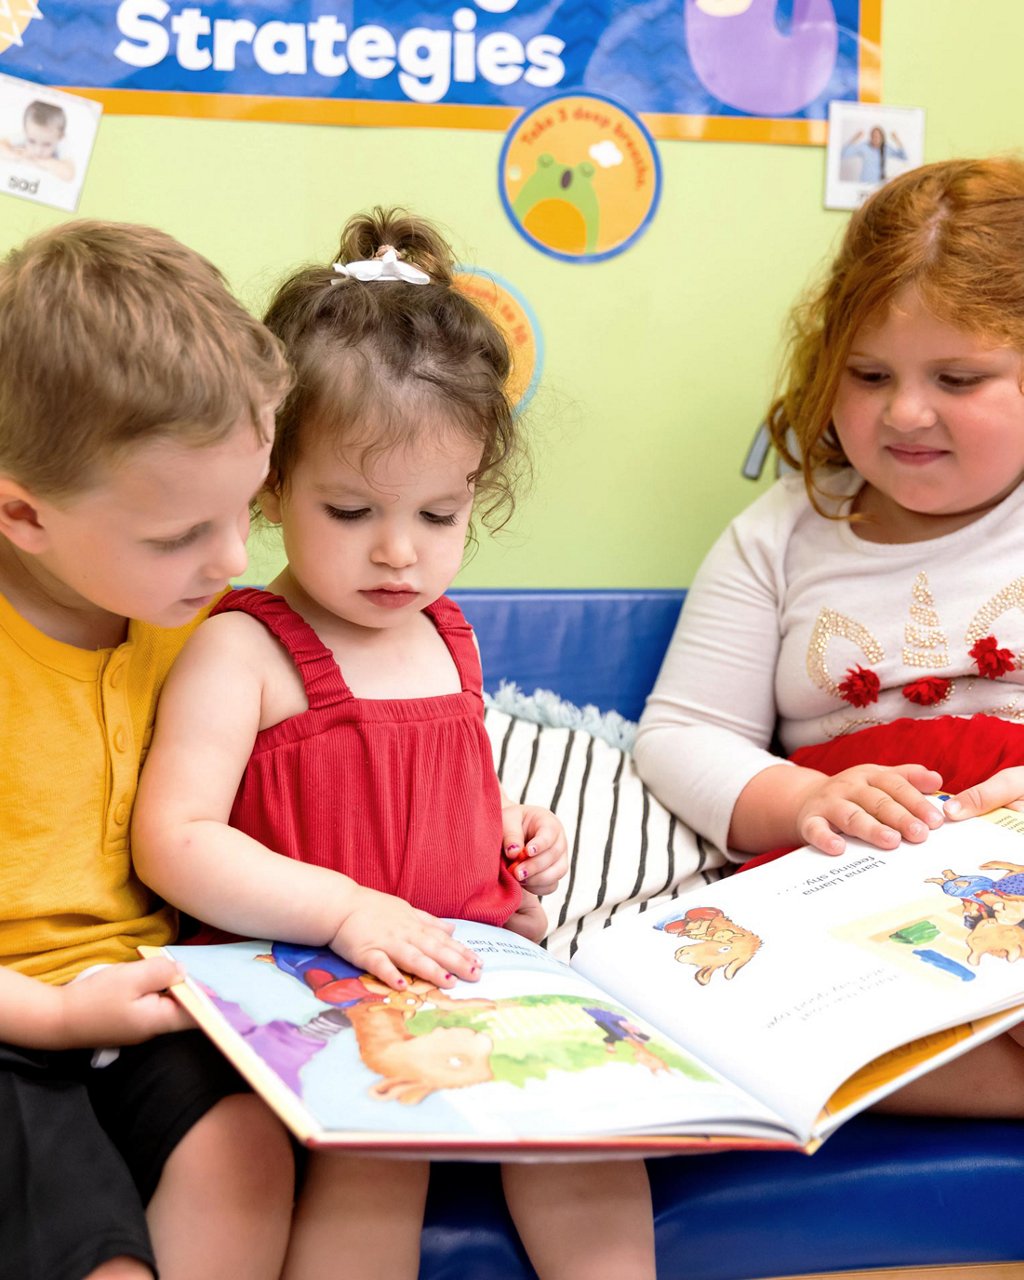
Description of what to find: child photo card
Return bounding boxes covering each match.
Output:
[825,100,925,211]
[0,73,101,212]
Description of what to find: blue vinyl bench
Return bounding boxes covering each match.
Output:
[418,588,1024,1280]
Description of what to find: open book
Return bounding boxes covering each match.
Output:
[146,805,1024,1158]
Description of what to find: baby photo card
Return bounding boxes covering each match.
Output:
[0,73,101,212]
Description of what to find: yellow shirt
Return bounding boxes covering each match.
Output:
[0,592,209,983]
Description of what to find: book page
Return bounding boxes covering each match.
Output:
[572,809,1024,1143]
[161,926,787,1151]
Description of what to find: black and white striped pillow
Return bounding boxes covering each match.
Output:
[485,707,729,962]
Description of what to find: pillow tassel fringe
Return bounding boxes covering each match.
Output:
[484,681,637,752]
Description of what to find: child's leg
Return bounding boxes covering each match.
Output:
[283,1153,430,1280]
[873,1029,1024,1116]
[146,1092,294,1279]
[88,1031,294,1280]
[502,1158,656,1280]
[86,1264,152,1280]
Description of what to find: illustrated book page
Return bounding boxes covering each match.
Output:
[573,805,1024,1145]
[148,928,790,1156]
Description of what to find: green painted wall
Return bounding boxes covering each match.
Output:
[0,1,1019,588]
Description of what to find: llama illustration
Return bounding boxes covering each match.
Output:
[662,907,763,985]
[346,998,495,1105]
[926,862,1024,967]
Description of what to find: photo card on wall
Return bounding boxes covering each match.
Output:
[0,73,101,213]
[825,101,926,211]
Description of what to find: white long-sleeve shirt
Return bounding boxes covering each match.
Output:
[634,472,1024,855]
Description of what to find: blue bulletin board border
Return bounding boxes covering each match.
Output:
[0,1,882,145]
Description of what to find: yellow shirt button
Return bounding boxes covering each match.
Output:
[114,802,129,826]
[113,727,128,753]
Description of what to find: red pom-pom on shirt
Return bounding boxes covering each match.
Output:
[969,635,1016,679]
[838,664,880,707]
[902,676,952,707]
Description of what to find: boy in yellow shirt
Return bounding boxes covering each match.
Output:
[0,220,295,1280]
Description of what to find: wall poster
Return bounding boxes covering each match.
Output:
[0,2,881,145]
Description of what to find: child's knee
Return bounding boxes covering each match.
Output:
[172,1092,295,1203]
[85,1259,153,1280]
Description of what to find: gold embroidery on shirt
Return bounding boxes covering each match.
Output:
[903,572,948,669]
[977,691,1024,721]
[807,608,884,696]
[825,714,884,739]
[965,577,1024,668]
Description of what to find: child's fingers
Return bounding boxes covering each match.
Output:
[520,809,564,849]
[147,998,195,1035]
[362,935,481,991]
[502,812,527,859]
[357,950,417,992]
[945,767,1024,820]
[520,869,562,895]
[429,936,482,982]
[801,798,908,855]
[516,845,561,876]
[408,904,456,935]
[857,767,943,832]
[130,956,186,995]
[801,814,847,857]
[394,929,481,984]
[515,844,568,891]
[895,763,944,791]
[800,764,945,856]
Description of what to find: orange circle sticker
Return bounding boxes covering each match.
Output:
[454,268,542,411]
[499,91,662,263]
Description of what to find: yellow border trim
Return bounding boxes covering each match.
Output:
[60,87,520,131]
[859,0,884,102]
[59,88,831,146]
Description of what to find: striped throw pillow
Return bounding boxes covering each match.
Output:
[485,707,729,962]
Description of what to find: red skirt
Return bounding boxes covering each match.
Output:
[738,713,1024,872]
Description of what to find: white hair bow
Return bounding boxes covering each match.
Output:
[331,247,430,285]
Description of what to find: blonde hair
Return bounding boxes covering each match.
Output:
[767,156,1024,507]
[0,219,292,497]
[262,207,526,534]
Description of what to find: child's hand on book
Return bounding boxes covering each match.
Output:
[54,956,194,1047]
[502,803,568,894]
[794,762,944,856]
[329,884,482,991]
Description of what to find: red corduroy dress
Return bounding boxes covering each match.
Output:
[190,589,521,943]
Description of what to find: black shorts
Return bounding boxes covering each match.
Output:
[0,1030,248,1280]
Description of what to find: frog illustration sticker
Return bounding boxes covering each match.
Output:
[499,91,662,263]
[453,269,542,411]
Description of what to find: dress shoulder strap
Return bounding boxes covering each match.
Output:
[426,595,484,696]
[211,588,352,708]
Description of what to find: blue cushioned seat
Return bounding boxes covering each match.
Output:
[422,1115,1023,1279]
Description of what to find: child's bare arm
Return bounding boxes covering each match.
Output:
[133,617,479,990]
[0,957,191,1049]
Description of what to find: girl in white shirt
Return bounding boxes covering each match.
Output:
[635,156,1024,1115]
